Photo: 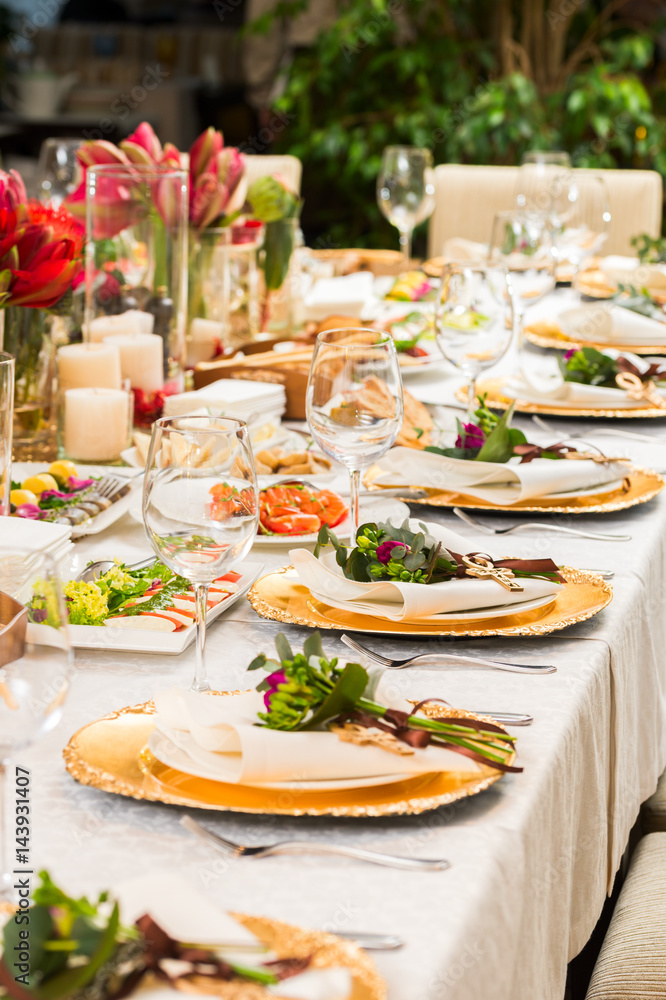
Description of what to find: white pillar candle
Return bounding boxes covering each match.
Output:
[57,343,122,392]
[187,317,224,366]
[103,332,164,394]
[63,388,130,462]
[88,309,155,343]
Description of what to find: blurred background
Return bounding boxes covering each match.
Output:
[0,0,665,252]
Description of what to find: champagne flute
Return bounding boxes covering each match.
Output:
[488,210,556,348]
[306,328,403,543]
[0,550,72,900]
[376,146,435,266]
[550,173,611,274]
[142,416,259,692]
[435,264,514,415]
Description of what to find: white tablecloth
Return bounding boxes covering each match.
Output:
[14,290,666,1000]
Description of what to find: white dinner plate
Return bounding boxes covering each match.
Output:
[67,562,264,654]
[306,580,557,623]
[148,729,408,791]
[12,462,139,539]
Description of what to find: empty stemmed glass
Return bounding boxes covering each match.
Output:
[515,150,572,219]
[36,137,82,206]
[376,146,435,266]
[143,416,259,692]
[435,264,514,415]
[488,211,556,349]
[306,328,403,543]
[0,550,72,899]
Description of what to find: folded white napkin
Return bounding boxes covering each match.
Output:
[163,379,286,421]
[303,272,375,321]
[601,257,666,291]
[114,871,353,1000]
[442,237,488,262]
[0,516,71,552]
[504,351,664,408]
[154,686,480,781]
[290,520,561,621]
[368,448,625,506]
[559,304,666,345]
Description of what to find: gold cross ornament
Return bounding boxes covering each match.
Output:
[461,554,525,592]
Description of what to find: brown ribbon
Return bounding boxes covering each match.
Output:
[448,551,564,584]
[616,355,666,381]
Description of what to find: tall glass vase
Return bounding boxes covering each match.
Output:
[0,347,14,515]
[85,164,188,428]
[260,217,305,335]
[187,227,230,367]
[3,306,58,460]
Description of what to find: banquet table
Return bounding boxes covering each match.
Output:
[19,288,666,1000]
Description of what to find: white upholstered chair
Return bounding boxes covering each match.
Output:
[642,769,666,833]
[242,154,303,196]
[585,833,666,998]
[427,164,663,258]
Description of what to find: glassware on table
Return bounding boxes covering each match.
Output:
[550,173,611,275]
[515,150,572,218]
[376,146,435,266]
[0,352,15,516]
[142,415,259,692]
[36,137,82,206]
[85,163,189,427]
[0,550,72,899]
[488,210,556,347]
[435,264,514,415]
[305,328,403,542]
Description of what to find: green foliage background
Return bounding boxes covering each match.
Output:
[264,0,666,249]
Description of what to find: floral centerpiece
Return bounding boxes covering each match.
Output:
[0,170,84,454]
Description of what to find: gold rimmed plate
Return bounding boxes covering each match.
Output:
[364,457,664,517]
[247,566,611,637]
[63,700,509,818]
[523,320,666,356]
[456,376,666,420]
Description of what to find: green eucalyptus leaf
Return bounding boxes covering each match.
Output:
[275,634,294,663]
[403,551,426,571]
[247,653,268,671]
[303,631,325,660]
[475,403,516,463]
[34,904,119,1000]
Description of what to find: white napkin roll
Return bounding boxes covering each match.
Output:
[154,687,480,782]
[559,304,666,345]
[505,350,664,408]
[368,448,626,505]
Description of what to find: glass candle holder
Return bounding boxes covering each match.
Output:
[57,385,133,464]
[84,164,188,428]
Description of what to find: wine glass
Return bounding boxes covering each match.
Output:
[376,146,435,266]
[435,264,514,415]
[488,210,556,347]
[143,415,259,692]
[550,173,611,274]
[0,549,72,899]
[306,328,403,543]
[36,137,82,206]
[516,150,572,218]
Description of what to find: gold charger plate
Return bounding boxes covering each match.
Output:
[457,375,666,420]
[0,907,385,1000]
[364,463,664,515]
[523,320,666,356]
[247,565,611,637]
[63,700,508,818]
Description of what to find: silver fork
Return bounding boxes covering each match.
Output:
[95,475,134,502]
[452,506,631,541]
[180,816,449,871]
[341,634,555,675]
[531,414,666,445]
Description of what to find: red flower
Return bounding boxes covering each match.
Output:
[0,185,84,309]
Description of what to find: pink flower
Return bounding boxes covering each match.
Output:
[376,540,408,564]
[189,127,223,179]
[189,135,245,229]
[0,170,27,219]
[454,422,486,450]
[263,670,287,710]
[120,122,164,165]
[564,348,576,361]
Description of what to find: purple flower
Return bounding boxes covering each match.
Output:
[564,348,576,361]
[15,503,42,519]
[376,540,408,564]
[263,670,287,710]
[454,422,486,451]
[31,609,48,623]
